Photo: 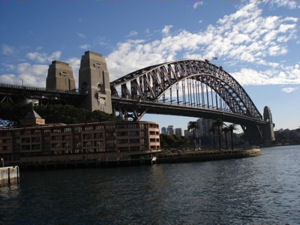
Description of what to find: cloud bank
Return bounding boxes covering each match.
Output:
[106,2,299,86]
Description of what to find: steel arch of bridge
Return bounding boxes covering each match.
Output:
[111,59,263,124]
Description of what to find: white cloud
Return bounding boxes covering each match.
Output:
[162,25,173,35]
[16,63,48,87]
[0,74,18,84]
[106,2,298,83]
[2,44,14,55]
[0,55,81,89]
[127,31,138,37]
[260,0,299,9]
[80,44,90,50]
[281,87,298,93]
[193,1,203,9]
[77,32,86,38]
[26,51,62,63]
[2,64,15,71]
[0,63,49,87]
[232,64,300,86]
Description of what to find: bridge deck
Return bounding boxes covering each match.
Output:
[111,97,266,125]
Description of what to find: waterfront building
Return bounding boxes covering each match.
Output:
[0,121,160,163]
[167,125,174,135]
[175,128,183,136]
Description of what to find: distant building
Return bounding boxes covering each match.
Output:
[196,118,213,137]
[184,129,190,137]
[161,127,167,134]
[167,125,174,135]
[175,128,183,136]
[196,118,214,147]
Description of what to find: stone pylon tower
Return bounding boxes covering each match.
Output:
[263,106,275,145]
[79,51,112,114]
[46,61,75,91]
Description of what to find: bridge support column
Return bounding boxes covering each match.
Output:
[79,51,112,114]
[262,106,275,145]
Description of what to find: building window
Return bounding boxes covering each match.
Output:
[128,123,138,128]
[128,131,139,136]
[118,147,129,152]
[84,126,94,131]
[129,139,139,144]
[131,146,140,151]
[95,125,104,130]
[116,124,127,129]
[74,127,82,132]
[64,128,72,133]
[117,139,128,144]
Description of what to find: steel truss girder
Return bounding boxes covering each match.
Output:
[110,59,262,121]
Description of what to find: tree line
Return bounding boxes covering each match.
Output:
[274,128,300,146]
[0,103,121,125]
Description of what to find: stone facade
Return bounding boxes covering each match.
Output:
[46,61,75,91]
[79,51,112,114]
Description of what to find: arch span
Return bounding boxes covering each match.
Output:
[111,59,262,122]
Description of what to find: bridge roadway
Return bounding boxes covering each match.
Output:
[0,83,265,125]
[111,97,266,126]
[0,83,85,103]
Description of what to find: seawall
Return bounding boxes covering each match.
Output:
[0,166,20,186]
[157,148,261,164]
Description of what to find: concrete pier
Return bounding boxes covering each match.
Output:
[0,166,20,186]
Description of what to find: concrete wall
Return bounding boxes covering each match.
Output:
[0,166,20,186]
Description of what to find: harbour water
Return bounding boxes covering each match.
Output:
[1,145,300,224]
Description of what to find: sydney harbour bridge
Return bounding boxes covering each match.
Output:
[0,51,274,144]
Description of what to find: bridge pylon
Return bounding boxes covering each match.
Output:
[262,106,275,145]
[79,51,112,114]
[46,61,75,91]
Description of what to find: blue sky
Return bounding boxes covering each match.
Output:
[1,0,300,131]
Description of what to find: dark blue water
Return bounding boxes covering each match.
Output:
[1,145,300,224]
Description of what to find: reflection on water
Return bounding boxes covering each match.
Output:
[1,145,300,224]
[0,184,20,199]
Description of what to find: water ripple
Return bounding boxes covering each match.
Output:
[1,145,300,225]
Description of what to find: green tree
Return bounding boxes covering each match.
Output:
[228,124,237,150]
[0,103,121,125]
[211,119,224,150]
[160,134,190,149]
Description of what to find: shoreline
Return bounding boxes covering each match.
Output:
[157,148,261,164]
[3,148,261,171]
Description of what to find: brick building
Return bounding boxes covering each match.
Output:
[0,121,160,164]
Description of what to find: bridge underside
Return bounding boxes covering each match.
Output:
[112,97,265,145]
[112,97,264,125]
